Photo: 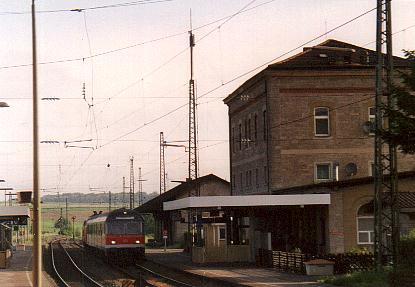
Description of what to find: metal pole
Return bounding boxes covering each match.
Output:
[31,1,42,285]
[72,217,75,240]
[65,198,68,223]
[109,191,111,212]
[160,132,166,195]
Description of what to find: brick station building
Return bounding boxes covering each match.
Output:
[221,39,415,256]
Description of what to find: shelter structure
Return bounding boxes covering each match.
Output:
[135,174,230,245]
[0,206,30,250]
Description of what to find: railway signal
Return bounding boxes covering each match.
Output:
[72,216,76,240]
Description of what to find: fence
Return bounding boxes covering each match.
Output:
[256,248,375,274]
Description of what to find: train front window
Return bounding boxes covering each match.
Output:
[125,222,141,234]
[108,222,124,234]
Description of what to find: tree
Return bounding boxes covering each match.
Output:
[381,51,415,154]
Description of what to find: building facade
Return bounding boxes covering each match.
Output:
[223,39,415,254]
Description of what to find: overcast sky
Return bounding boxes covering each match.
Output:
[0,0,414,196]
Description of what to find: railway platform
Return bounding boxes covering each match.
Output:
[145,248,324,287]
[0,246,56,287]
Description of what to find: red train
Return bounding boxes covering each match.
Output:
[82,208,145,262]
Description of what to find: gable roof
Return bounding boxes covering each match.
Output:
[135,174,229,213]
[268,39,409,70]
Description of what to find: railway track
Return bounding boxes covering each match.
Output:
[52,238,200,287]
[50,239,105,287]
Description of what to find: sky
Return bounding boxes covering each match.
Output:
[0,0,414,196]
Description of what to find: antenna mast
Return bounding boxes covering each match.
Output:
[374,0,399,270]
[129,156,135,209]
[160,132,166,195]
[122,176,126,208]
[188,18,198,192]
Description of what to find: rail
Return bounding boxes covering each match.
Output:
[49,240,70,287]
[58,240,105,287]
[136,263,197,287]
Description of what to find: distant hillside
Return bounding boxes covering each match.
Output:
[42,191,158,205]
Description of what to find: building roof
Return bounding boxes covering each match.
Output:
[224,39,412,104]
[163,194,330,211]
[135,174,229,213]
[0,206,30,218]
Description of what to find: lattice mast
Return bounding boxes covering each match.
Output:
[129,156,135,209]
[122,176,126,208]
[188,28,198,193]
[138,167,143,206]
[160,132,166,195]
[374,0,399,270]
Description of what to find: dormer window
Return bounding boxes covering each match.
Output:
[314,107,330,136]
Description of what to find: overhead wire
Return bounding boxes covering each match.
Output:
[0,0,175,15]
[0,0,278,71]
[92,5,380,150]
[45,4,380,191]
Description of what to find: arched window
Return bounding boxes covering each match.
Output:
[357,202,374,244]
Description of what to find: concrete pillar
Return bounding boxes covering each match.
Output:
[328,190,345,253]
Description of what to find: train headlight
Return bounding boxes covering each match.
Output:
[111,240,116,245]
[135,240,140,244]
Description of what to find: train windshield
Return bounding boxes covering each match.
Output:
[107,220,142,235]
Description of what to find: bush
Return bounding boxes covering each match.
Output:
[320,271,389,287]
[389,229,415,286]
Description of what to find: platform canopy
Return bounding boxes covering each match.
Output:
[0,206,30,225]
[163,194,330,211]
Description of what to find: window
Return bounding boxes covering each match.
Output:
[238,124,242,150]
[240,173,243,189]
[249,170,252,186]
[254,114,257,142]
[255,168,259,187]
[245,171,249,187]
[357,203,374,244]
[263,110,267,140]
[248,118,251,145]
[368,107,375,135]
[315,163,332,181]
[314,107,330,136]
[219,226,226,240]
[244,119,248,148]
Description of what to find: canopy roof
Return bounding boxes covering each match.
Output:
[163,194,330,211]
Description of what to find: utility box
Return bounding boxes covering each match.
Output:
[304,259,334,276]
[16,191,32,204]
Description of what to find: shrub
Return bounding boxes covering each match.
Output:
[320,271,389,287]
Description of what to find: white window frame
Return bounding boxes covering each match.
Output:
[314,107,330,137]
[315,162,332,182]
[357,215,374,245]
[368,107,375,136]
[368,161,375,177]
[218,225,226,241]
